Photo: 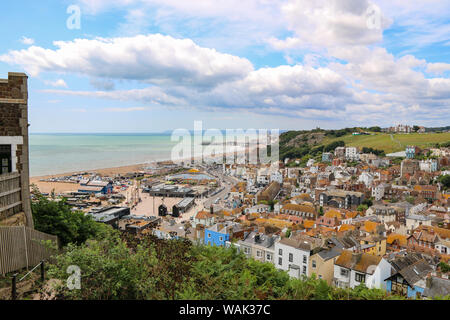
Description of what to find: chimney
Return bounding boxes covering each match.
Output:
[351,252,362,265]
[426,274,433,289]
[210,205,214,214]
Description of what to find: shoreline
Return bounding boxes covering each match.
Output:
[29,146,263,193]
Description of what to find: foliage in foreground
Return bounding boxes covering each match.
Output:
[31,192,110,246]
[45,229,414,300]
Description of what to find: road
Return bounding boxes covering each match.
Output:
[201,167,240,209]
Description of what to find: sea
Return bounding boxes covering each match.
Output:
[29,133,179,177]
[29,132,260,177]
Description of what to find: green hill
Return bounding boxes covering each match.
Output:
[279,129,450,162]
[325,132,450,154]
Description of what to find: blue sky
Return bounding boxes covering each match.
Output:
[0,0,449,133]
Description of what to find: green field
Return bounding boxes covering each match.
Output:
[324,132,450,154]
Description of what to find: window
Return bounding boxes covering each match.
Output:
[312,260,316,268]
[279,249,283,255]
[340,268,349,277]
[355,273,366,283]
[244,247,250,254]
[278,258,282,266]
[208,233,211,238]
[256,250,261,257]
[303,255,307,264]
[289,253,293,262]
[266,253,272,261]
[219,236,223,242]
[0,145,12,174]
[302,266,307,274]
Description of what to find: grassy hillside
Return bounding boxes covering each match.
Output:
[324,132,450,154]
[279,129,450,161]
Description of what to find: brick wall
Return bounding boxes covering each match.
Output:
[0,72,33,228]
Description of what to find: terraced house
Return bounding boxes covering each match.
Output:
[280,203,317,219]
[0,72,32,227]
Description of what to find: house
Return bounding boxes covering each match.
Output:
[192,210,216,228]
[334,147,346,158]
[358,172,374,187]
[309,241,343,285]
[256,181,281,202]
[322,152,333,162]
[345,147,359,161]
[333,250,392,289]
[359,234,387,256]
[237,231,278,264]
[422,276,450,299]
[245,204,270,214]
[385,253,434,298]
[419,159,438,173]
[204,222,249,247]
[319,189,364,209]
[366,204,397,224]
[406,145,419,159]
[386,233,408,252]
[413,185,438,201]
[407,227,439,252]
[371,183,389,201]
[406,214,432,232]
[280,203,317,219]
[275,235,322,279]
[401,159,419,176]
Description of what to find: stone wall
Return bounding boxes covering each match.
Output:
[0,73,33,228]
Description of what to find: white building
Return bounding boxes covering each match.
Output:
[270,171,283,184]
[419,159,438,173]
[358,172,374,187]
[372,183,386,201]
[275,237,321,279]
[245,204,270,214]
[345,147,359,161]
[333,251,392,290]
[406,214,432,232]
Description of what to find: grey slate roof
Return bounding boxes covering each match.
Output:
[423,277,450,298]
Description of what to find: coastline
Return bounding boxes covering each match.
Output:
[29,146,262,193]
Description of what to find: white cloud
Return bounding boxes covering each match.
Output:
[426,62,450,75]
[104,107,148,112]
[270,0,392,50]
[20,37,35,45]
[44,79,68,88]
[0,34,253,88]
[42,86,185,106]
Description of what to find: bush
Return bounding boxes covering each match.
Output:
[32,192,109,246]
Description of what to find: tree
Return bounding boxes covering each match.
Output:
[357,204,368,212]
[31,192,108,246]
[439,175,450,190]
[319,206,324,216]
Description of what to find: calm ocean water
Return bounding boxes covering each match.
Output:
[29,132,258,177]
[29,133,178,177]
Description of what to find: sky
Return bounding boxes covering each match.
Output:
[0,0,449,133]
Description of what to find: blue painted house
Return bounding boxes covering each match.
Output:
[405,146,417,159]
[322,152,332,162]
[385,253,433,298]
[204,222,245,247]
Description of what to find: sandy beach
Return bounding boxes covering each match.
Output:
[29,163,146,193]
